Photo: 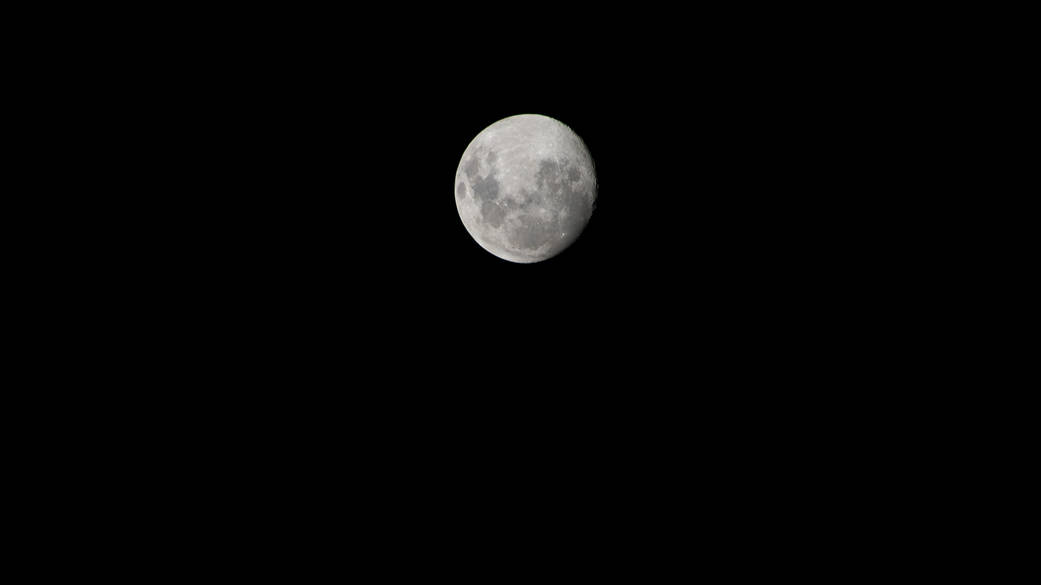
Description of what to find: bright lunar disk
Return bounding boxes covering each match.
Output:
[455,114,597,263]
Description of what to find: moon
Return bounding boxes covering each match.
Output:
[455,114,597,263]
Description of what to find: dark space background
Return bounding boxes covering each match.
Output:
[152,8,883,386]
[78,6,925,559]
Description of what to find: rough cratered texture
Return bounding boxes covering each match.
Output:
[455,114,597,263]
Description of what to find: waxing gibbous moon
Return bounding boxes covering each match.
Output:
[455,114,597,263]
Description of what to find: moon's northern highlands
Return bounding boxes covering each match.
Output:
[455,114,597,263]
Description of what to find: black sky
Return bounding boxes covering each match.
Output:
[139,6,898,405]
[52,8,936,546]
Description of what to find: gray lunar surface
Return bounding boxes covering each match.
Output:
[455,114,597,263]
